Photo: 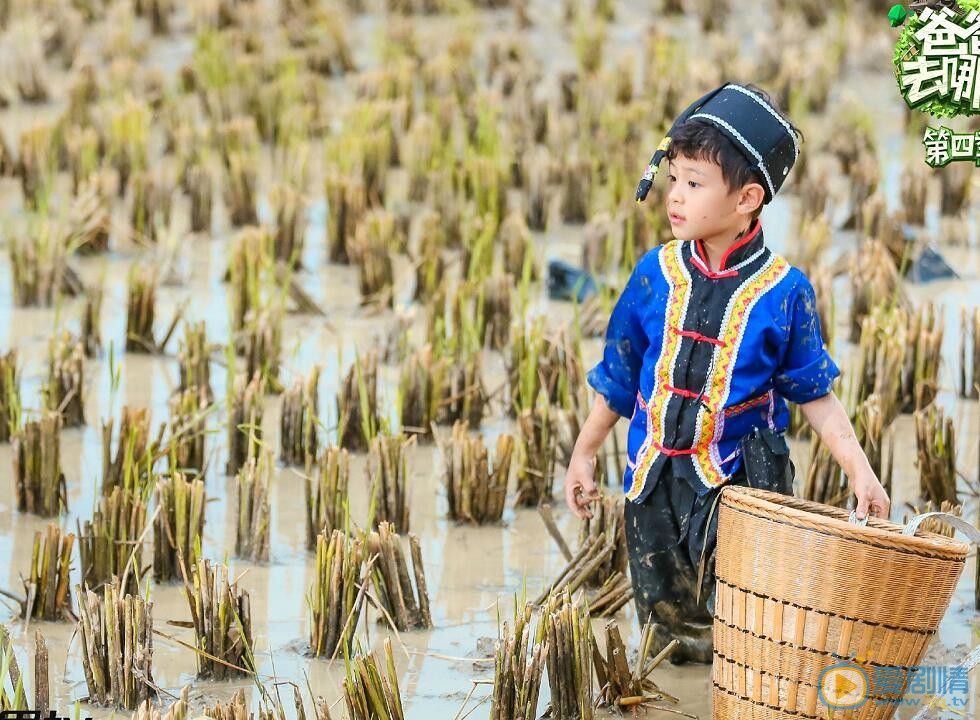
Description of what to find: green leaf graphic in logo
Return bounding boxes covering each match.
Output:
[893,0,980,117]
[888,4,908,26]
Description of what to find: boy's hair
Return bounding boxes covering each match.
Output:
[664,84,803,219]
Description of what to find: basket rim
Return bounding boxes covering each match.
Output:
[720,486,970,558]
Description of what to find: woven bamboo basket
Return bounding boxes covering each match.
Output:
[712,486,970,720]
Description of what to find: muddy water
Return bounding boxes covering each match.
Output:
[0,0,978,718]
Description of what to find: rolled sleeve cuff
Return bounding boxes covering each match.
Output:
[587,362,636,418]
[773,352,842,405]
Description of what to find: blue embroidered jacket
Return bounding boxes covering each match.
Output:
[586,219,840,502]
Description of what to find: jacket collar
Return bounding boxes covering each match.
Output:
[692,218,764,278]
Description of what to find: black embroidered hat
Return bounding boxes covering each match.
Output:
[634,82,800,205]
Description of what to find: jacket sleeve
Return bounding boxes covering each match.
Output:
[772,274,841,404]
[586,256,652,418]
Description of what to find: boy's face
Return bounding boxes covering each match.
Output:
[664,154,764,242]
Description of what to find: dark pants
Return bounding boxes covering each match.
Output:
[625,462,749,630]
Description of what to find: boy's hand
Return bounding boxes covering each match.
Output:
[851,470,890,521]
[564,453,601,520]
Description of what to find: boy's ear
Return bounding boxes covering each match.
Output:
[736,182,765,216]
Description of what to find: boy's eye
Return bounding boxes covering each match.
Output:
[688,181,699,188]
[667,175,676,182]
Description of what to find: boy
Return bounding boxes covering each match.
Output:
[563,83,891,664]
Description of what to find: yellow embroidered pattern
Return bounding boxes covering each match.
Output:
[692,255,791,487]
[626,241,690,501]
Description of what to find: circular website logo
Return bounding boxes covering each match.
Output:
[818,661,870,710]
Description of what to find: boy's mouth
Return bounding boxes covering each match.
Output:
[669,212,685,225]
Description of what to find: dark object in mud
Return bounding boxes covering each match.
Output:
[515,404,557,507]
[13,412,68,517]
[0,348,21,444]
[280,366,320,469]
[337,351,379,452]
[960,306,980,400]
[306,446,351,552]
[367,521,432,631]
[21,524,75,622]
[915,404,958,507]
[226,371,263,476]
[342,637,405,720]
[309,529,366,658]
[102,406,154,497]
[181,557,253,680]
[153,473,206,583]
[44,333,85,427]
[548,260,598,303]
[593,619,680,710]
[76,579,155,710]
[235,452,271,562]
[440,421,513,524]
[907,244,957,283]
[367,434,412,532]
[77,486,147,597]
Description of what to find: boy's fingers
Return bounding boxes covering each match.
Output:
[564,482,580,514]
[855,493,870,521]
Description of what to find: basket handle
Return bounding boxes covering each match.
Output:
[901,512,980,544]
